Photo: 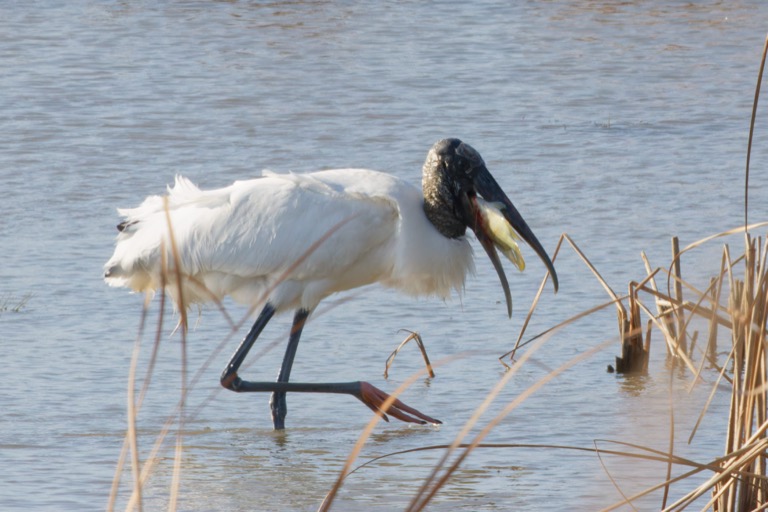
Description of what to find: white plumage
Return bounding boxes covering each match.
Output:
[105,169,474,313]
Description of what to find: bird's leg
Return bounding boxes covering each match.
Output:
[238,380,441,426]
[269,308,310,430]
[220,303,276,391]
[221,304,441,427]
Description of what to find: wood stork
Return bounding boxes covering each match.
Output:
[104,138,558,429]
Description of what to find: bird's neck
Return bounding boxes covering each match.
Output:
[422,172,467,239]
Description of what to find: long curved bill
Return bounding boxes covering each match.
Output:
[467,166,559,317]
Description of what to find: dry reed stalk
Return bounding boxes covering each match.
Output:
[671,237,687,353]
[505,232,655,373]
[710,32,768,511]
[405,338,613,512]
[641,243,691,365]
[712,235,768,511]
[163,196,187,512]
[109,250,169,512]
[319,362,446,512]
[591,228,768,510]
[341,440,705,495]
[500,233,634,366]
[499,232,655,373]
[643,255,675,348]
[559,234,648,374]
[597,438,739,512]
[126,300,147,512]
[634,246,745,380]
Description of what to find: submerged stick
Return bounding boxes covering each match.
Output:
[384,330,436,379]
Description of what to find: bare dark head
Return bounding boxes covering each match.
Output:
[422,138,559,315]
[422,138,486,238]
[424,138,487,189]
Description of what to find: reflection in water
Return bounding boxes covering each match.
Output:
[617,372,651,396]
[368,424,440,445]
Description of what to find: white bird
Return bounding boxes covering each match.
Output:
[104,138,558,429]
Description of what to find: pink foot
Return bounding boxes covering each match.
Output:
[356,382,441,425]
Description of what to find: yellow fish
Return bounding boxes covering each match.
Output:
[475,197,526,271]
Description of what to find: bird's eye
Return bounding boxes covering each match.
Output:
[455,144,479,176]
[443,157,465,171]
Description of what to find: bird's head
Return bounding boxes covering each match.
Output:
[422,138,559,317]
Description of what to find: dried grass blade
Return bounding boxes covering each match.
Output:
[318,362,447,512]
[506,233,566,364]
[688,345,735,445]
[744,33,768,229]
[679,222,768,255]
[500,295,625,362]
[595,439,730,512]
[125,302,149,512]
[108,295,152,512]
[409,332,557,512]
[163,197,188,512]
[661,371,675,510]
[564,233,622,306]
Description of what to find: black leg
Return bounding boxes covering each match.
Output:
[220,304,441,427]
[220,303,276,391]
[270,308,310,429]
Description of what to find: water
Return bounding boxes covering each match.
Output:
[1,1,766,510]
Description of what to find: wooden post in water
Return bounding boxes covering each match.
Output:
[614,282,649,373]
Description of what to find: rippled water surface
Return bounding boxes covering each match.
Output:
[2,1,768,510]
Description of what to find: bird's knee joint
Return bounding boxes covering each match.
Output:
[220,372,242,392]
